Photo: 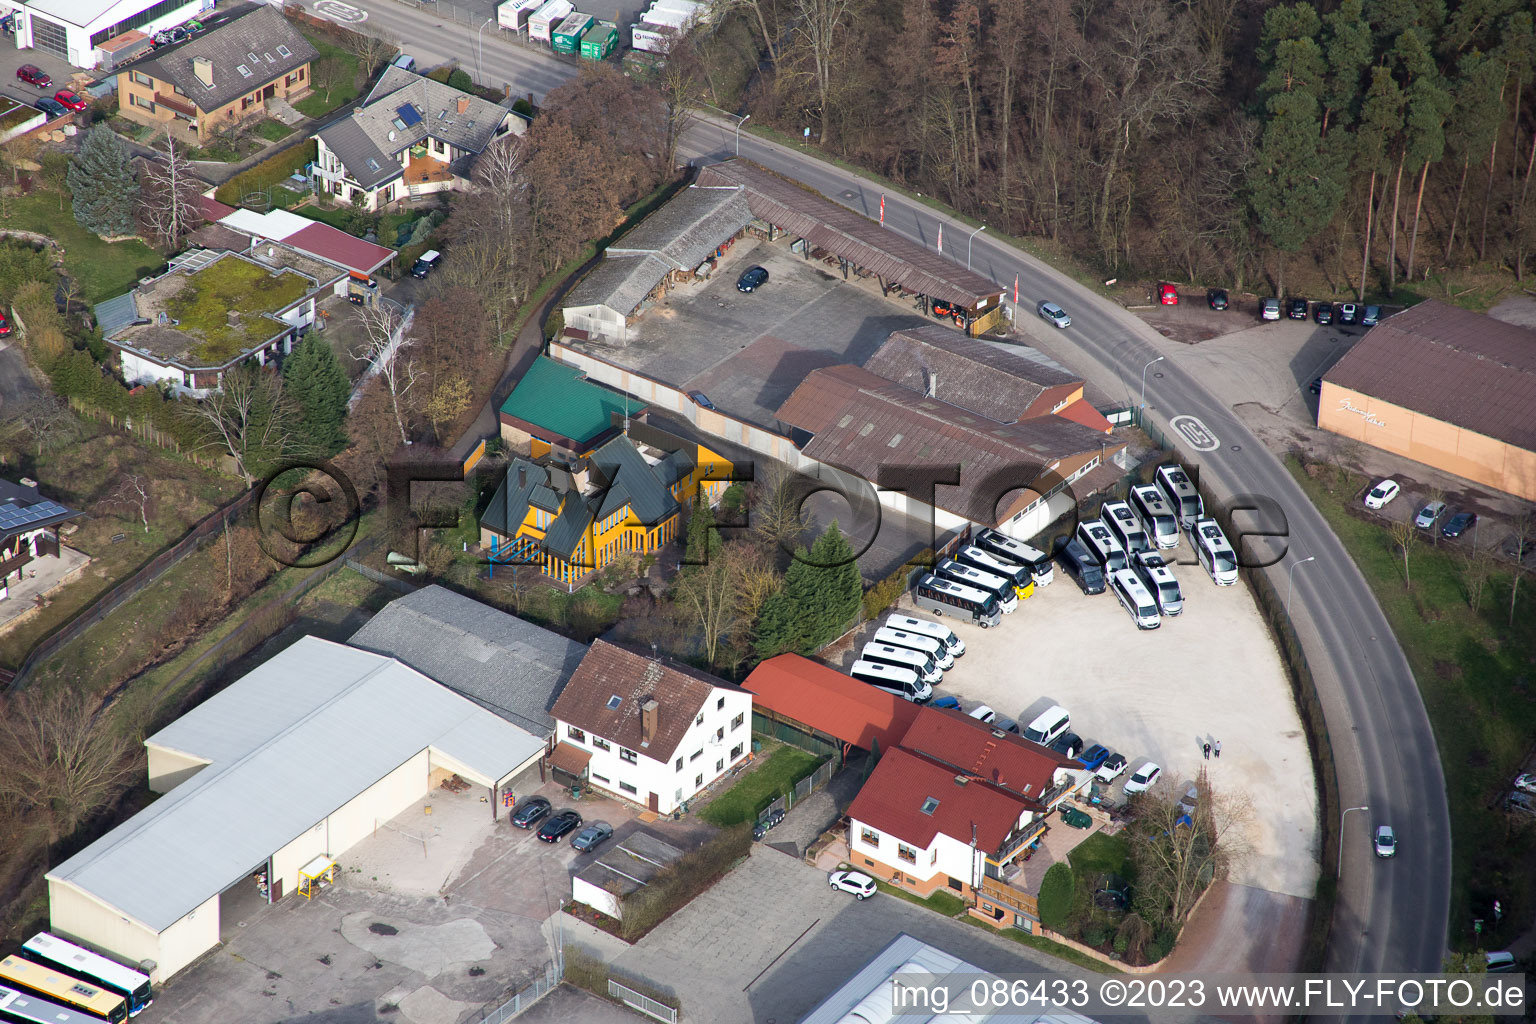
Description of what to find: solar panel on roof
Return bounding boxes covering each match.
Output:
[395,103,422,127]
[0,500,69,531]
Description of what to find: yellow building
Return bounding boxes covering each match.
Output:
[115,6,316,146]
[480,422,734,587]
[1319,300,1536,502]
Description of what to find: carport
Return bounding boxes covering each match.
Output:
[45,637,546,983]
[743,654,920,758]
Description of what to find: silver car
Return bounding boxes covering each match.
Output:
[1037,301,1071,328]
[1414,501,1446,529]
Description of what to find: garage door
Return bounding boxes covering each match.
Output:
[30,14,67,61]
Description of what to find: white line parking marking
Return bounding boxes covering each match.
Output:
[313,0,368,23]
[1170,414,1220,451]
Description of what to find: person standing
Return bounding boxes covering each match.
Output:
[1214,740,1222,759]
[1203,742,1211,760]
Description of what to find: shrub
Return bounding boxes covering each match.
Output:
[619,824,752,940]
[511,97,534,117]
[215,140,319,206]
[446,69,474,93]
[1038,863,1074,929]
[1082,922,1111,948]
[426,66,453,84]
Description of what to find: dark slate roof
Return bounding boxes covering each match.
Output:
[605,184,753,272]
[863,325,1082,422]
[127,5,317,114]
[0,478,79,543]
[348,585,587,734]
[776,365,1120,525]
[315,116,398,190]
[1323,300,1536,450]
[696,159,1003,307]
[588,435,680,525]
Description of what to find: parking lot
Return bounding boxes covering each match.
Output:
[566,237,931,431]
[143,779,703,1024]
[875,535,1320,903]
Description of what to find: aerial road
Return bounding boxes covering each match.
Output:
[673,117,1451,986]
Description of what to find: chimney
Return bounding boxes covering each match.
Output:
[517,466,527,489]
[640,699,659,746]
[457,95,470,115]
[571,458,591,492]
[192,56,214,88]
[924,369,938,398]
[226,310,241,327]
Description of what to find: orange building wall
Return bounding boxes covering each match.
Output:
[1317,384,1536,502]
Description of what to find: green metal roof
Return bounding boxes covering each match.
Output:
[500,356,641,447]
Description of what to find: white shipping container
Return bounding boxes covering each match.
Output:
[498,0,546,30]
[631,26,674,52]
[529,0,574,41]
[649,0,704,15]
[640,6,696,30]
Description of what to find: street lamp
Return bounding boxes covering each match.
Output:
[475,17,494,85]
[734,113,751,156]
[966,224,987,271]
[1140,355,1165,409]
[1339,805,1369,877]
[1287,555,1317,617]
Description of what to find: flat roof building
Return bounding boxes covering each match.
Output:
[45,636,546,982]
[4,0,205,68]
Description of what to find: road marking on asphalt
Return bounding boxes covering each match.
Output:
[313,0,368,23]
[1170,415,1220,451]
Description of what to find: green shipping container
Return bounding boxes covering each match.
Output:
[552,12,593,53]
[579,21,617,59]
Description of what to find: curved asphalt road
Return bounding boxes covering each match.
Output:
[677,118,1451,985]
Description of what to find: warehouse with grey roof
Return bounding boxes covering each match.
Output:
[45,636,546,983]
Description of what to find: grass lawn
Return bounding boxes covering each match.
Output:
[698,744,822,826]
[295,33,362,119]
[0,190,161,302]
[1067,831,1131,881]
[1287,455,1536,946]
[874,881,967,916]
[256,119,295,142]
[959,915,1124,973]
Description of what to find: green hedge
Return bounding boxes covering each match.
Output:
[48,349,207,451]
[215,140,319,206]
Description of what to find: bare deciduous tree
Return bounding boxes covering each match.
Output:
[671,542,778,669]
[0,687,140,840]
[347,30,399,76]
[1463,543,1494,612]
[138,132,204,249]
[790,0,866,146]
[352,303,417,445]
[19,396,75,457]
[98,472,154,533]
[1508,509,1533,627]
[1129,767,1252,929]
[187,365,310,486]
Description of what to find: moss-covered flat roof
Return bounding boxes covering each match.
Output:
[163,256,312,364]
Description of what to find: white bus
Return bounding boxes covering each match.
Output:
[0,985,100,1024]
[861,641,943,684]
[1192,517,1238,585]
[1110,569,1161,629]
[1155,464,1205,530]
[19,934,151,1017]
[1075,519,1129,573]
[884,613,964,656]
[977,529,1054,586]
[955,545,1033,599]
[849,660,932,703]
[1130,484,1180,549]
[913,575,1001,628]
[1132,552,1183,616]
[1102,500,1152,556]
[937,558,1019,613]
[873,626,954,670]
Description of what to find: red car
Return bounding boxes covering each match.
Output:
[0,311,11,337]
[53,89,87,112]
[1158,283,1179,305]
[16,65,51,89]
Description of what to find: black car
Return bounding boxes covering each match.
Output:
[537,808,582,842]
[1338,302,1360,325]
[1441,512,1478,539]
[1206,288,1228,310]
[35,97,67,119]
[509,796,551,829]
[1313,302,1334,325]
[1361,304,1382,326]
[571,821,613,852]
[1050,732,1083,759]
[1287,297,1308,320]
[1309,377,1323,395]
[736,265,768,292]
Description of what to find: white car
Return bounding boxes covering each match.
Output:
[1364,479,1400,509]
[829,869,877,899]
[1122,762,1161,795]
[1038,301,1071,328]
[1261,297,1281,320]
[1374,825,1397,858]
[1096,752,1127,782]
[967,705,996,724]
[1514,773,1536,794]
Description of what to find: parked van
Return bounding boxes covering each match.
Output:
[1130,484,1180,549]
[936,558,1019,613]
[1059,538,1106,595]
[849,660,931,703]
[955,544,1033,599]
[873,626,954,670]
[1076,519,1128,572]
[977,529,1053,586]
[1022,705,1071,746]
[392,53,417,71]
[1155,464,1204,530]
[1192,517,1238,585]
[861,641,943,685]
[411,249,441,278]
[1110,568,1162,629]
[885,613,964,657]
[1133,552,1183,616]
[1102,500,1152,556]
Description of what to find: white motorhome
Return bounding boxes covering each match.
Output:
[1155,464,1205,530]
[1192,517,1238,585]
[1130,484,1180,549]
[1110,568,1162,629]
[1076,519,1129,573]
[977,529,1053,585]
[884,614,965,657]
[1103,500,1152,556]
[849,660,932,703]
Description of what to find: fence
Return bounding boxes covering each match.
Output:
[4,488,257,690]
[756,756,837,824]
[344,553,422,595]
[477,956,563,1023]
[608,980,678,1024]
[753,710,842,760]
